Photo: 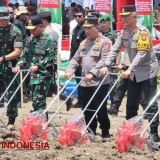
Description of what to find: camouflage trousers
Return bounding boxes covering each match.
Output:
[30,78,51,111]
[0,72,18,118]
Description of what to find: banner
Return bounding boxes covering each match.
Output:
[6,0,9,4]
[135,0,153,33]
[39,0,59,8]
[38,0,61,24]
[95,0,112,13]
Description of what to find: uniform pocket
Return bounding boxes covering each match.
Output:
[131,40,138,49]
[122,39,129,48]
[35,50,45,55]
[91,52,100,63]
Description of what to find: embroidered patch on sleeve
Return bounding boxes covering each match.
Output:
[105,42,111,50]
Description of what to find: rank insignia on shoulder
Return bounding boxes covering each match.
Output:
[137,31,150,51]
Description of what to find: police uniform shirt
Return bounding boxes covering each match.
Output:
[66,33,112,87]
[105,23,159,82]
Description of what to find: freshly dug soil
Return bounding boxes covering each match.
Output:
[0,97,159,160]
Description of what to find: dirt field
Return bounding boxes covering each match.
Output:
[0,97,159,160]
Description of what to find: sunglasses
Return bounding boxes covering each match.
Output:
[9,12,14,14]
[74,15,83,18]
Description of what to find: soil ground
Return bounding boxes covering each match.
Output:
[0,97,159,160]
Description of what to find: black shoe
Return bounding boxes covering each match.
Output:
[0,103,4,108]
[101,130,111,142]
[143,114,150,120]
[17,102,21,108]
[0,98,4,107]
[66,98,74,111]
[151,133,160,142]
[47,92,53,97]
[101,129,111,142]
[73,102,82,108]
[107,107,118,116]
[7,117,16,126]
[60,93,67,100]
[101,134,111,142]
[30,110,34,113]
[23,96,29,103]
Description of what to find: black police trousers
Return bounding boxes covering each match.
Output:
[81,84,110,134]
[126,76,159,133]
[112,78,146,111]
[112,78,128,110]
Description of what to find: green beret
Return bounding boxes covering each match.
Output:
[99,15,110,22]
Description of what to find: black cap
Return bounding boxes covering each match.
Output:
[88,9,97,13]
[83,16,98,27]
[37,11,52,19]
[26,15,42,30]
[91,11,100,18]
[119,5,136,16]
[71,2,76,7]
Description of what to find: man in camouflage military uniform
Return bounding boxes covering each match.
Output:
[14,6,31,105]
[14,6,29,45]
[13,15,57,115]
[65,17,112,141]
[37,11,59,98]
[99,15,117,43]
[100,5,160,142]
[0,7,23,125]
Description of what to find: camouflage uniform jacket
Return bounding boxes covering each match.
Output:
[66,33,112,87]
[0,23,23,74]
[101,28,117,44]
[16,32,57,84]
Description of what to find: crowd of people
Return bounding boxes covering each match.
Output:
[0,3,58,124]
[64,4,160,143]
[0,2,159,144]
